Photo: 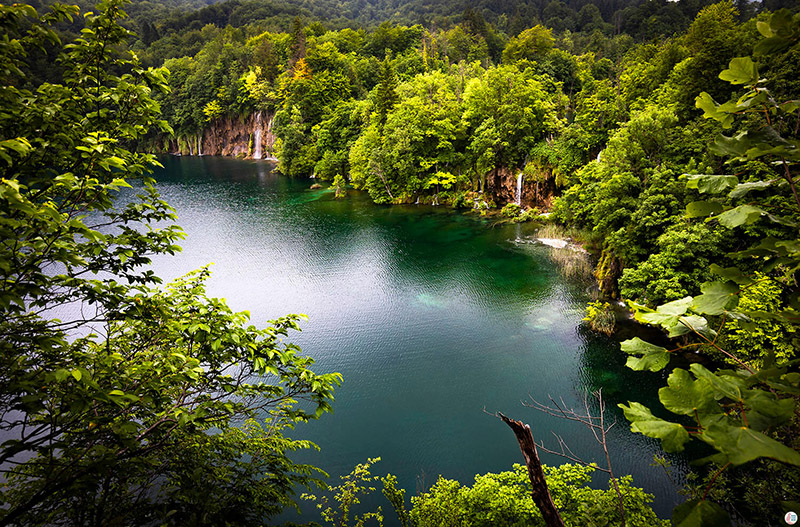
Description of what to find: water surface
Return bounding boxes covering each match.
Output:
[150,156,685,520]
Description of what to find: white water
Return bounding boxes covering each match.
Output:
[515,172,523,206]
[187,136,193,156]
[537,238,569,249]
[253,112,263,160]
[197,134,202,156]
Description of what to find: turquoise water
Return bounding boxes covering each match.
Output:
[150,156,685,520]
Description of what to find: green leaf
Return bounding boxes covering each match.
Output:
[709,265,754,286]
[640,297,693,330]
[757,20,773,38]
[660,297,693,316]
[756,36,794,54]
[719,57,759,86]
[619,402,690,452]
[686,175,738,194]
[669,315,712,338]
[717,205,763,228]
[640,311,678,326]
[659,369,718,416]
[686,201,723,218]
[672,499,732,527]
[692,281,739,315]
[702,423,800,465]
[742,390,795,431]
[71,369,82,381]
[625,352,671,372]
[689,364,745,401]
[696,93,734,128]
[729,180,773,199]
[711,134,750,158]
[621,337,671,371]
[0,138,33,156]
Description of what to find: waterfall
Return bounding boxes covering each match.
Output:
[253,111,263,160]
[197,134,202,156]
[515,172,523,206]
[596,149,603,162]
[187,136,193,156]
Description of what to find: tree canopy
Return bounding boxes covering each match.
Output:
[0,2,339,524]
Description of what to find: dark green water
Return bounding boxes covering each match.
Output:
[150,156,685,520]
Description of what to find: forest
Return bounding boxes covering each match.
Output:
[1,0,799,525]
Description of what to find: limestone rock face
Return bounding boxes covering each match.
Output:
[485,166,557,209]
[165,111,277,159]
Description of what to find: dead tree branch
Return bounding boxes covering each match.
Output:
[492,411,566,527]
[524,389,626,527]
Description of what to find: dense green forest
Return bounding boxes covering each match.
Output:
[144,0,800,311]
[1,0,800,525]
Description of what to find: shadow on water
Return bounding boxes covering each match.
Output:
[150,156,687,523]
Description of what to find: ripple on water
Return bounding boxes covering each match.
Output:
[147,157,684,521]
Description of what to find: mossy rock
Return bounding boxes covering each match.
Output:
[595,250,621,299]
[310,183,322,190]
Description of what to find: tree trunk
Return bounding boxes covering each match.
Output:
[498,413,565,527]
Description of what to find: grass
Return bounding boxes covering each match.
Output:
[534,224,595,282]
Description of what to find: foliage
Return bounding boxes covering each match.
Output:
[203,99,224,121]
[333,173,347,198]
[463,64,559,174]
[502,25,555,64]
[375,57,399,130]
[618,223,728,306]
[713,274,798,368]
[501,202,522,217]
[381,474,411,527]
[409,463,668,527]
[584,300,616,335]
[0,2,339,525]
[517,207,540,223]
[303,457,385,527]
[619,13,800,525]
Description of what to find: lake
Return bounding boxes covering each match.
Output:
[149,155,685,521]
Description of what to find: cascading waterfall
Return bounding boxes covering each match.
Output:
[197,134,202,156]
[253,111,263,160]
[515,172,523,206]
[187,136,194,156]
[266,114,275,159]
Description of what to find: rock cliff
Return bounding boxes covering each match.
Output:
[486,166,557,210]
[161,111,277,160]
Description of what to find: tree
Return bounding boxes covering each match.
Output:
[410,463,667,527]
[619,12,800,525]
[375,56,399,131]
[333,173,347,198]
[288,16,306,67]
[378,71,467,202]
[462,65,558,176]
[502,25,555,64]
[0,2,339,525]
